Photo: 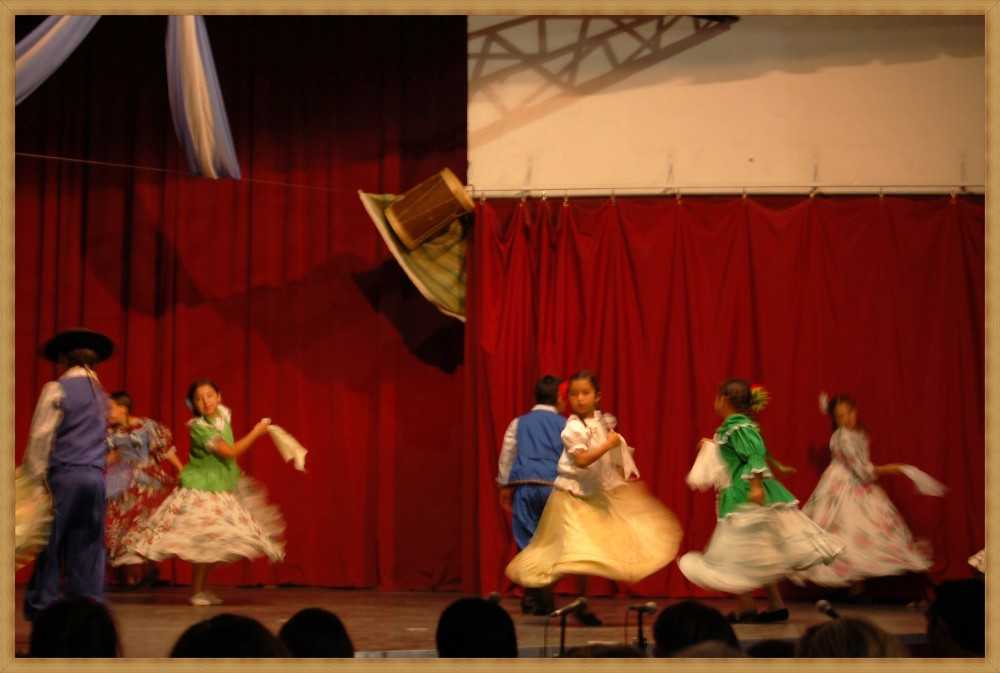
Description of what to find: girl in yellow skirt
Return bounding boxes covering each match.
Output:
[505,370,683,623]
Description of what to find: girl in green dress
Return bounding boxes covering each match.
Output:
[129,379,285,606]
[678,379,843,623]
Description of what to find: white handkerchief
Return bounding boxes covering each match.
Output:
[898,464,947,496]
[267,424,308,472]
[686,440,731,492]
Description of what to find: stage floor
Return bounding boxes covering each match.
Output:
[11,585,932,658]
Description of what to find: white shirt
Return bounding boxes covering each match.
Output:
[554,411,638,496]
[23,366,100,478]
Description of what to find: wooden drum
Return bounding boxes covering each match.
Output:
[385,168,475,249]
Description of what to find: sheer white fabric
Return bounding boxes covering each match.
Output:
[267,424,308,472]
[166,16,241,179]
[16,16,101,105]
[898,464,947,496]
[686,440,731,492]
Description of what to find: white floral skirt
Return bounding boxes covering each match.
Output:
[678,503,845,594]
[505,481,683,587]
[119,476,285,565]
[798,467,932,586]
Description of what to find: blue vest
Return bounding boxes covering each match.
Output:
[50,376,108,470]
[508,409,565,483]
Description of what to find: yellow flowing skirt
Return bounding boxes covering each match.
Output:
[505,481,683,587]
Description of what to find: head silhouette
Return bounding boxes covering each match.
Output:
[436,597,518,658]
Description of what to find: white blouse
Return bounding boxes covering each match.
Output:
[554,411,638,496]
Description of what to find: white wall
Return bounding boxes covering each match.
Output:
[467,15,984,195]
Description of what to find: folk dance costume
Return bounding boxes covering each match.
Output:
[497,404,566,550]
[21,328,115,621]
[125,404,285,566]
[497,403,566,614]
[505,411,682,587]
[796,426,933,587]
[679,414,844,594]
[105,418,179,565]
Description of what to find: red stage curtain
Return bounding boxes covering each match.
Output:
[467,195,985,597]
[15,16,468,590]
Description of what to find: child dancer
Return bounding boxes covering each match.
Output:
[21,328,114,621]
[496,375,566,616]
[678,379,843,623]
[128,379,285,606]
[798,394,933,599]
[505,370,683,623]
[105,391,184,587]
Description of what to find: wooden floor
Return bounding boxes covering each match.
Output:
[11,584,933,659]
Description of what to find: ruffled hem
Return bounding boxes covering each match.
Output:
[119,476,285,565]
[679,504,844,593]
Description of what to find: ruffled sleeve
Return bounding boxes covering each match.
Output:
[561,415,591,455]
[723,423,771,480]
[188,417,221,452]
[147,419,177,461]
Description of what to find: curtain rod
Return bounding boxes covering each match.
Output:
[466,184,985,198]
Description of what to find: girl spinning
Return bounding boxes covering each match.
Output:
[104,391,184,587]
[127,379,285,606]
[798,394,934,600]
[678,379,844,623]
[505,370,683,623]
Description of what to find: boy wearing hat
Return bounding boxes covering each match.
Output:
[22,328,113,621]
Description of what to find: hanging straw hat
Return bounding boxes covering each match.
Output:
[41,328,114,363]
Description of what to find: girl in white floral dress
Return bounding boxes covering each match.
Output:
[798,395,931,599]
[128,379,285,606]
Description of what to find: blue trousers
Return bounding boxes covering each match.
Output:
[24,466,106,621]
[512,484,553,550]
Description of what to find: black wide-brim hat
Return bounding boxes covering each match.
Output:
[42,328,114,363]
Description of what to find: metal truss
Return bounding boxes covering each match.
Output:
[469,15,738,145]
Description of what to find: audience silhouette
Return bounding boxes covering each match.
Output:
[278,607,355,658]
[652,600,741,657]
[435,597,518,658]
[925,579,985,657]
[28,597,121,658]
[170,613,290,657]
[797,616,909,657]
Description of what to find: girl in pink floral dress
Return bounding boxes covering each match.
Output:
[105,391,184,586]
[798,395,931,599]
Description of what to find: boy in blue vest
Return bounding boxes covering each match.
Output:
[23,328,114,621]
[496,375,565,616]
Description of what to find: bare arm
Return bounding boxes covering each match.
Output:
[167,452,185,473]
[874,463,904,476]
[211,419,271,460]
[748,474,766,505]
[571,430,621,469]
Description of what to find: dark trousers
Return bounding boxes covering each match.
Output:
[24,466,106,620]
[512,483,553,550]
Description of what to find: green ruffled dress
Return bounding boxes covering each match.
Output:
[678,414,844,594]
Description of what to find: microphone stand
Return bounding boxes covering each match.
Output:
[559,612,570,657]
[635,610,648,651]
